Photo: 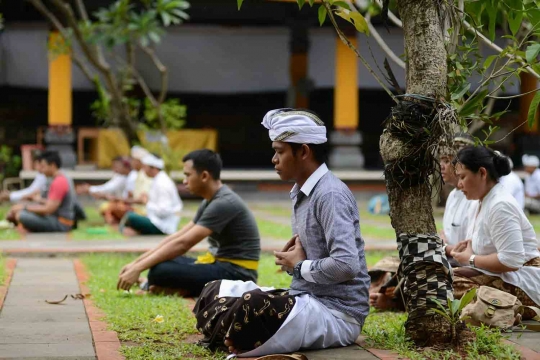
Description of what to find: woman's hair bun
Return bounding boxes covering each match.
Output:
[493,151,511,177]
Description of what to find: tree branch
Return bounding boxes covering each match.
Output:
[139,45,168,104]
[373,0,402,28]
[365,13,406,69]
[74,0,89,22]
[323,1,397,102]
[48,0,109,72]
[28,0,97,84]
[462,19,540,79]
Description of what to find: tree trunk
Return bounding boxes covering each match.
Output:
[379,0,455,345]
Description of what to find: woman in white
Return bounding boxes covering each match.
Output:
[440,134,476,260]
[451,146,540,319]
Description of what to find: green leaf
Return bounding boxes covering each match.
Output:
[297,0,306,9]
[335,10,351,23]
[486,0,498,41]
[459,89,489,117]
[318,5,327,26]
[350,11,369,34]
[459,288,477,312]
[526,44,540,64]
[528,90,540,128]
[483,55,498,69]
[451,299,461,317]
[431,308,452,321]
[451,83,471,101]
[237,0,244,10]
[309,0,315,6]
[333,1,351,10]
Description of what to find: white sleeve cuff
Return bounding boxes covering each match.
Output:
[301,260,316,283]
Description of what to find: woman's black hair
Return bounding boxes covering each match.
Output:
[454,145,511,182]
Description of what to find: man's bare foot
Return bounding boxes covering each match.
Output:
[224,338,241,355]
[369,292,397,311]
[148,285,190,297]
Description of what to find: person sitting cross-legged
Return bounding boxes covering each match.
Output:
[117,149,261,296]
[120,154,182,236]
[9,151,77,232]
[193,109,370,358]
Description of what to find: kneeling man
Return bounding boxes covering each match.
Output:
[117,149,261,296]
[193,109,370,357]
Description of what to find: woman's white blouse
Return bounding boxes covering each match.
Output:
[466,183,540,305]
[443,189,475,245]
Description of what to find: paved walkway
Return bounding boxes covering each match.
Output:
[0,258,95,359]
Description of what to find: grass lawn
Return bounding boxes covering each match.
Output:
[83,251,517,360]
[363,311,520,359]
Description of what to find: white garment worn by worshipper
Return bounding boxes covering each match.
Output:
[9,173,48,202]
[261,109,327,144]
[89,173,127,198]
[123,146,150,198]
[219,280,361,359]
[523,155,540,198]
[500,172,525,209]
[442,188,476,245]
[499,158,525,209]
[465,183,540,306]
[142,154,182,234]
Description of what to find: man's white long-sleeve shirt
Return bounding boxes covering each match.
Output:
[10,173,48,202]
[89,174,127,198]
[146,171,183,234]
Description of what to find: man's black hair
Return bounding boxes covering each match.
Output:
[182,149,222,180]
[40,150,62,168]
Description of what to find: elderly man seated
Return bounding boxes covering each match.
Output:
[120,153,182,236]
[117,149,261,297]
[8,151,77,232]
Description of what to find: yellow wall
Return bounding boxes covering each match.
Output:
[48,32,72,126]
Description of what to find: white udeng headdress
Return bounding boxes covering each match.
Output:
[261,109,327,144]
[522,154,540,168]
[142,154,165,170]
[131,145,150,160]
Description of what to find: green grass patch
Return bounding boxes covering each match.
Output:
[363,311,520,359]
[256,219,292,239]
[251,204,292,218]
[82,253,218,359]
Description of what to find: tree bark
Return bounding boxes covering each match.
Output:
[379,0,454,345]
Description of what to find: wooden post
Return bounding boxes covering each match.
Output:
[519,72,539,133]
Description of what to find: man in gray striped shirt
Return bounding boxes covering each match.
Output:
[200,109,370,357]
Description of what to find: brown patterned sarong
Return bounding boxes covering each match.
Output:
[193,280,296,352]
[453,257,540,320]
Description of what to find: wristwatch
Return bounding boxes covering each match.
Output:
[469,254,476,268]
[293,261,304,280]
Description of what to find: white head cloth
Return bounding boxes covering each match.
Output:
[261,109,327,144]
[142,154,165,170]
[131,145,149,160]
[522,154,540,167]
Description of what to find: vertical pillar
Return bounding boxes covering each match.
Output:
[329,28,364,169]
[287,19,311,109]
[46,31,77,169]
[519,72,539,133]
[48,31,72,126]
[334,32,359,129]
